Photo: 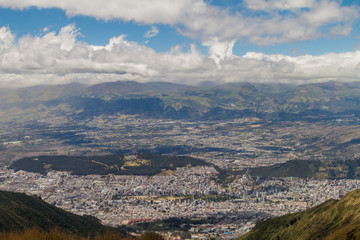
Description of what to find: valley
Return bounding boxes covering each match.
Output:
[1,81,360,239]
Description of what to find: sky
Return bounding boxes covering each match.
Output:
[0,0,360,87]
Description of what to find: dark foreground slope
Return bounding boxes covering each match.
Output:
[238,189,360,240]
[0,190,122,237]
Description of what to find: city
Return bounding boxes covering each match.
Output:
[2,0,360,239]
[1,165,359,239]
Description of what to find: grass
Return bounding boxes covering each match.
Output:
[0,228,165,240]
[0,228,124,240]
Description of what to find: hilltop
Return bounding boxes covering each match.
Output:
[238,189,360,240]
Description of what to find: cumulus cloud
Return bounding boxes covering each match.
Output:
[144,26,159,38]
[1,24,360,87]
[202,37,235,67]
[0,26,15,52]
[0,0,358,57]
[0,25,206,86]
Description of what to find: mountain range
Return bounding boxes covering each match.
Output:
[1,80,360,122]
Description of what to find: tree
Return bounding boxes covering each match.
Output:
[141,231,165,240]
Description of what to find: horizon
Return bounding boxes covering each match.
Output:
[0,0,360,87]
[0,78,352,90]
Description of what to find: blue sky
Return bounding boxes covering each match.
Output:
[0,7,197,53]
[0,0,360,87]
[1,1,359,56]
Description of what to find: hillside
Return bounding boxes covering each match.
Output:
[0,190,122,237]
[244,159,360,179]
[10,154,360,181]
[238,189,360,240]
[1,80,360,122]
[9,154,210,175]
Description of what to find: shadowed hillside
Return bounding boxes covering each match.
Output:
[243,159,360,179]
[0,190,123,238]
[238,189,360,240]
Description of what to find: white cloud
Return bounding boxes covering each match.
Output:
[244,0,316,11]
[202,37,235,67]
[0,26,15,52]
[0,0,194,24]
[0,0,358,54]
[1,24,360,87]
[302,1,356,26]
[331,24,352,36]
[0,25,206,86]
[144,26,159,38]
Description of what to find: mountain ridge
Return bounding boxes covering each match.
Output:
[1,80,360,121]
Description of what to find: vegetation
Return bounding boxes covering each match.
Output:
[12,153,360,184]
[0,228,167,240]
[238,189,360,240]
[0,228,132,240]
[122,217,212,235]
[214,165,236,186]
[9,154,210,176]
[0,190,170,240]
[140,232,164,240]
[184,194,237,202]
[0,190,124,238]
[242,159,360,179]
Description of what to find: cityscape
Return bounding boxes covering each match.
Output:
[2,163,360,239]
[1,0,360,239]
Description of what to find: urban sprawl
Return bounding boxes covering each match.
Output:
[1,166,359,239]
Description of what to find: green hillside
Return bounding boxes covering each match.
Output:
[245,159,360,179]
[238,189,360,240]
[9,154,210,175]
[0,190,122,237]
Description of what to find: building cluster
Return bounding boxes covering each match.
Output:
[1,166,360,239]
